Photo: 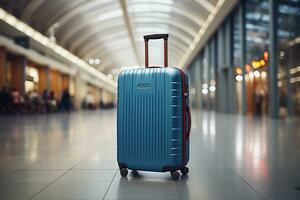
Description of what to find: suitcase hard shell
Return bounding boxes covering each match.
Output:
[117,34,191,180]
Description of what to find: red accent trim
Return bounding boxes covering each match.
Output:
[187,107,191,140]
[177,68,188,167]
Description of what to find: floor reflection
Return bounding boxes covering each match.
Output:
[0,109,299,199]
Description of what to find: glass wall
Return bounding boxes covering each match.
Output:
[245,0,270,116]
[187,61,197,108]
[198,52,205,109]
[202,46,209,109]
[277,0,300,117]
[232,8,243,113]
[216,24,227,113]
[186,0,300,118]
[209,38,217,110]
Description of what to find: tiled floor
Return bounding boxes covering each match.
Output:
[0,110,300,200]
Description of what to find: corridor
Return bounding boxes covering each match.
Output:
[0,110,300,200]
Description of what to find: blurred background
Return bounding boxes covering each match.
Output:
[0,0,299,118]
[0,1,300,200]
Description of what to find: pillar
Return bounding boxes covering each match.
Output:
[92,85,100,104]
[50,70,62,99]
[11,56,26,94]
[74,73,88,109]
[269,0,279,118]
[240,1,247,115]
[198,56,204,109]
[0,47,6,89]
[62,74,70,91]
[37,66,49,94]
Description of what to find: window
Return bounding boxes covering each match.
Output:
[245,0,270,116]
[25,66,39,93]
[277,0,300,116]
[232,8,243,113]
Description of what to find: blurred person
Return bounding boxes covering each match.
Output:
[48,90,58,112]
[0,86,10,113]
[42,89,50,112]
[42,89,49,101]
[10,88,21,113]
[254,89,263,116]
[22,91,31,114]
[29,89,41,113]
[99,99,104,108]
[293,87,300,115]
[60,88,71,112]
[85,91,95,110]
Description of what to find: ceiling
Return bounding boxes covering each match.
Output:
[0,0,220,74]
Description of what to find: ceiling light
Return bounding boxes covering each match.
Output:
[254,70,260,78]
[0,9,5,19]
[0,8,116,92]
[5,15,17,26]
[190,88,196,94]
[261,71,267,79]
[202,83,208,89]
[32,32,43,42]
[130,4,173,13]
[235,75,243,82]
[249,72,254,79]
[16,22,26,32]
[94,58,100,64]
[130,0,174,5]
[24,27,34,37]
[107,74,113,79]
[89,59,94,65]
[39,37,49,46]
[209,85,216,92]
[202,88,208,95]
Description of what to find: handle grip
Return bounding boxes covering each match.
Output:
[143,34,169,41]
[144,34,168,68]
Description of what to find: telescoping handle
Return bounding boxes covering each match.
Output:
[143,34,169,68]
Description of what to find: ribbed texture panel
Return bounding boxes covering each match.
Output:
[122,75,166,161]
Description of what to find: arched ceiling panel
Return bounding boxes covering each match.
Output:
[79,26,188,60]
[70,16,197,53]
[76,32,129,58]
[134,27,191,47]
[0,0,221,74]
[69,19,126,52]
[58,10,123,45]
[131,12,200,30]
[46,0,116,32]
[127,2,206,26]
[29,0,74,30]
[21,0,46,22]
[132,18,197,37]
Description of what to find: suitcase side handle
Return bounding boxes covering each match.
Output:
[187,106,191,140]
[144,34,169,68]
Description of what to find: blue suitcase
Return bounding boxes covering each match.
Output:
[117,34,191,180]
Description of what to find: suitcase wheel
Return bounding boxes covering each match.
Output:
[170,170,180,181]
[132,169,138,176]
[181,167,189,175]
[120,168,128,177]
